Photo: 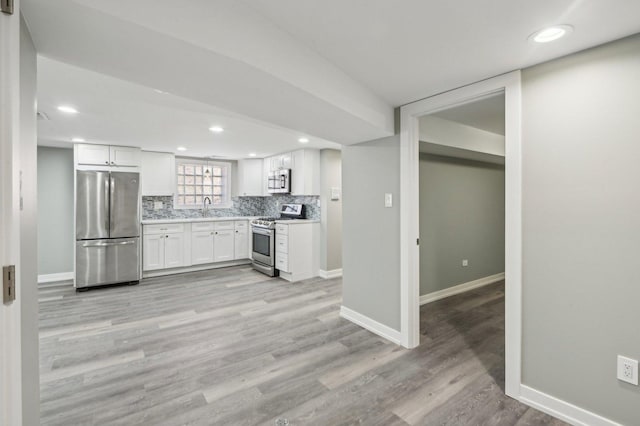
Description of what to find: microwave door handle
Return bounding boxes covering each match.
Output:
[280,175,285,189]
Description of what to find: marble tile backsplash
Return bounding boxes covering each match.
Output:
[142,195,320,220]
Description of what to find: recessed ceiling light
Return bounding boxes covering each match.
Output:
[177,146,187,151]
[529,25,573,43]
[209,126,224,133]
[249,153,257,157]
[71,137,86,143]
[298,138,309,143]
[57,105,78,114]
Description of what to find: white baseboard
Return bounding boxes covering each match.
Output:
[319,268,343,279]
[340,305,402,345]
[38,272,74,284]
[419,272,505,305]
[520,385,621,426]
[142,259,251,278]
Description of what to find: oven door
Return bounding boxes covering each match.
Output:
[252,226,274,266]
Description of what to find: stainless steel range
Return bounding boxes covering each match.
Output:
[250,203,305,277]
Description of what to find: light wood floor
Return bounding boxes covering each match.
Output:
[39,266,565,425]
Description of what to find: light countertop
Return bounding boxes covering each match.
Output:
[142,216,259,225]
[142,217,320,225]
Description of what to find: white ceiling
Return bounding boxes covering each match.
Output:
[37,57,340,158]
[432,94,505,136]
[22,0,640,149]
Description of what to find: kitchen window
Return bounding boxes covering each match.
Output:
[175,159,231,209]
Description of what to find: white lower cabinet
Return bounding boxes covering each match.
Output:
[143,227,186,271]
[191,231,214,265]
[214,229,235,262]
[234,221,249,260]
[275,222,319,282]
[164,233,186,268]
[143,234,165,271]
[144,220,252,276]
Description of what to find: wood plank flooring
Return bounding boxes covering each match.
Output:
[39,267,565,425]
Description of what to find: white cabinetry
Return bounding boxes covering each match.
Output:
[268,153,291,171]
[141,151,175,196]
[237,159,264,196]
[143,223,187,271]
[76,144,140,167]
[76,144,111,166]
[144,220,251,276]
[213,221,235,262]
[234,221,250,259]
[291,149,320,195]
[275,222,319,282]
[191,222,215,265]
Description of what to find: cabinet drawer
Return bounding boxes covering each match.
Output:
[144,223,184,235]
[275,224,288,235]
[214,221,234,231]
[234,220,248,230]
[275,235,288,253]
[275,255,289,273]
[192,222,215,232]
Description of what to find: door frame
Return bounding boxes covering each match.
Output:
[399,71,522,399]
[1,1,24,424]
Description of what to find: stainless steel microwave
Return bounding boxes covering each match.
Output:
[268,169,290,193]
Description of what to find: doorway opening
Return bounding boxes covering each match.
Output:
[399,71,522,399]
[418,93,507,392]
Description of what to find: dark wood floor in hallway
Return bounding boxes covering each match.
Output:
[38,266,565,425]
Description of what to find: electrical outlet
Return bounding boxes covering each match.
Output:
[617,355,638,385]
[154,201,163,210]
[462,259,469,267]
[385,193,393,208]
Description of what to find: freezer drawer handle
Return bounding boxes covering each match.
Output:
[82,241,136,248]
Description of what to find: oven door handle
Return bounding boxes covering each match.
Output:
[252,227,274,236]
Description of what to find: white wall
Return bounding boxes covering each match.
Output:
[320,149,342,273]
[342,136,400,330]
[20,13,40,425]
[37,147,74,276]
[521,34,640,425]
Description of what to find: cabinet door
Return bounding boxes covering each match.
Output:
[164,232,185,268]
[143,234,165,271]
[141,151,175,195]
[234,229,249,259]
[77,144,111,166]
[110,146,141,167]
[281,153,292,169]
[191,231,214,265]
[214,229,235,262]
[237,159,263,196]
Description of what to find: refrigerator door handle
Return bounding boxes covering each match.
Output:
[81,241,136,248]
[105,175,111,234]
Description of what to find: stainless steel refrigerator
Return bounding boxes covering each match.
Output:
[75,171,141,289]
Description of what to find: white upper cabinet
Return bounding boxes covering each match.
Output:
[76,144,140,167]
[290,149,320,196]
[76,144,111,166]
[267,152,292,172]
[110,146,141,167]
[141,151,176,196]
[237,159,264,196]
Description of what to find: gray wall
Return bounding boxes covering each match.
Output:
[320,149,342,272]
[37,147,74,275]
[20,17,40,425]
[342,136,400,330]
[521,34,640,425]
[419,154,504,295]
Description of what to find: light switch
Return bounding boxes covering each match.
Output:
[331,187,341,201]
[385,193,393,208]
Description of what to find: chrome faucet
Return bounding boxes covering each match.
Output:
[202,196,212,217]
